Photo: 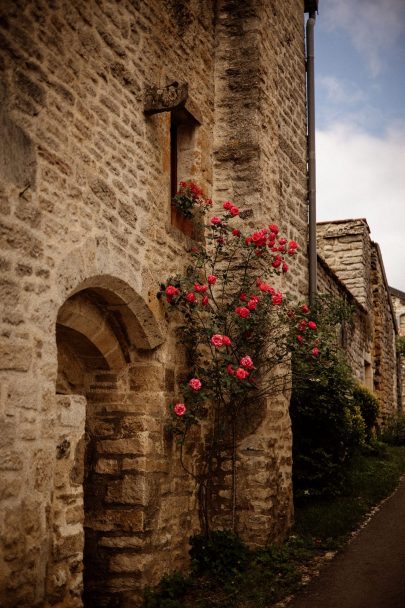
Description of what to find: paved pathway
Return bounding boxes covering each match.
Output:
[288,477,405,608]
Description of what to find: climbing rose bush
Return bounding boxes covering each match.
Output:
[158,185,320,530]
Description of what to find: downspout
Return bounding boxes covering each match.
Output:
[306,8,317,306]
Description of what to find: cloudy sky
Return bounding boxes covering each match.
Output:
[315,0,405,290]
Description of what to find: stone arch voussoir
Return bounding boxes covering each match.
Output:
[55,237,165,350]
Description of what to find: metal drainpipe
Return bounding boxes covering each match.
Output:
[306,10,317,306]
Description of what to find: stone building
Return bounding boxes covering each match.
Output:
[0,1,311,606]
[317,219,400,416]
[389,286,405,411]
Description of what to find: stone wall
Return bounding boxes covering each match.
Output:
[317,220,399,416]
[317,256,372,386]
[0,1,309,606]
[390,287,405,411]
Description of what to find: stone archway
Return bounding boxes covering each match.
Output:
[50,278,167,607]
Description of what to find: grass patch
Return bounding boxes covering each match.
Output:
[142,445,405,608]
[294,444,405,547]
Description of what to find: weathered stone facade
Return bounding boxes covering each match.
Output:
[317,219,399,416]
[0,1,309,606]
[389,286,405,411]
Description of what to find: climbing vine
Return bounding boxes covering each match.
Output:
[158,183,320,533]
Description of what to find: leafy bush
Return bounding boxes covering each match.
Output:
[189,530,249,578]
[290,296,366,499]
[380,414,405,445]
[396,335,405,357]
[352,384,380,441]
[142,572,192,608]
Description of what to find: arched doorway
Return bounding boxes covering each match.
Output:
[52,282,165,607]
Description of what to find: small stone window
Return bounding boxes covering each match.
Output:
[364,358,373,390]
[170,108,199,236]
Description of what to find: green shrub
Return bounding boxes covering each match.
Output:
[290,296,367,499]
[380,414,405,445]
[189,530,249,578]
[142,572,192,608]
[352,384,380,441]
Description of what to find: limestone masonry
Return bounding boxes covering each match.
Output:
[0,1,308,606]
[0,1,401,607]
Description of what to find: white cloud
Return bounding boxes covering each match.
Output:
[323,0,405,76]
[319,75,366,104]
[316,121,405,290]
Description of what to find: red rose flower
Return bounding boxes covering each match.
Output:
[235,367,249,380]
[223,201,233,210]
[308,321,317,330]
[301,304,309,314]
[222,335,231,346]
[174,403,186,416]
[229,205,239,216]
[194,283,208,293]
[240,355,254,369]
[211,216,221,225]
[297,335,304,344]
[227,364,235,376]
[272,292,283,305]
[235,306,250,318]
[165,285,179,297]
[208,275,217,285]
[311,347,320,357]
[269,224,279,234]
[202,295,209,306]
[282,262,289,273]
[211,334,223,347]
[188,378,202,391]
[232,229,241,237]
[186,292,196,303]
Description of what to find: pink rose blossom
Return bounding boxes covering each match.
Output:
[211,216,222,225]
[247,299,257,310]
[227,364,235,376]
[222,335,231,346]
[174,403,187,416]
[235,367,249,380]
[240,293,248,301]
[229,205,239,216]
[311,347,320,357]
[208,275,217,285]
[240,355,254,369]
[211,334,224,347]
[308,321,317,330]
[188,378,202,391]
[223,201,233,210]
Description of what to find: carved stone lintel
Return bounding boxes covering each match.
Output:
[144,81,189,115]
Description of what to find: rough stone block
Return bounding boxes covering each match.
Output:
[0,340,32,371]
